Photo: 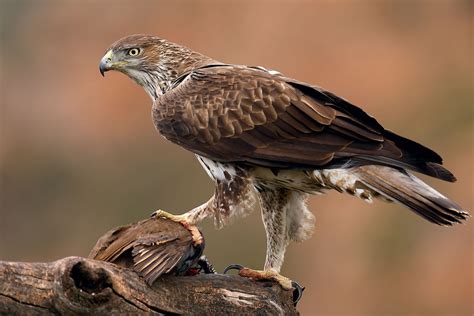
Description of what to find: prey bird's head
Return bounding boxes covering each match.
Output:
[99,34,215,100]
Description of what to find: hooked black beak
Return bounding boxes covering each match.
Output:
[99,50,113,77]
[99,61,107,77]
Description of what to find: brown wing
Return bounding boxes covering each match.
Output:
[154,65,454,181]
[88,224,131,260]
[131,236,194,285]
[89,217,197,285]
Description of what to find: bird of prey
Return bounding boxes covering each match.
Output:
[99,34,469,289]
[89,211,208,285]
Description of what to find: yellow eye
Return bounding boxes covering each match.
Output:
[128,48,140,56]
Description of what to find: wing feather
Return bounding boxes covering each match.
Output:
[153,65,455,181]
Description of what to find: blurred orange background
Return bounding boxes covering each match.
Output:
[1,1,472,314]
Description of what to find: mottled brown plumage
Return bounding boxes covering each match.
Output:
[89,212,204,285]
[99,35,469,286]
[154,64,455,182]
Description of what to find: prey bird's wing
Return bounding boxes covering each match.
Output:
[155,65,454,181]
[89,218,198,285]
[131,235,194,285]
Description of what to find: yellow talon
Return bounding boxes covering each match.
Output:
[152,210,203,246]
[240,268,293,290]
[224,265,293,290]
[153,209,184,221]
[223,264,305,304]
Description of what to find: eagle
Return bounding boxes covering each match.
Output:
[99,34,469,290]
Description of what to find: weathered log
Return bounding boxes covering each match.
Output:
[0,256,298,315]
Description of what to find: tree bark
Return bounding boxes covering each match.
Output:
[0,256,298,315]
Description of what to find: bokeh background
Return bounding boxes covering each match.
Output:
[1,0,472,314]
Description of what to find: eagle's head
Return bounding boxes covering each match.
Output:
[99,34,215,100]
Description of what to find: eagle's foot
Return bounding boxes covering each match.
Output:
[151,209,203,246]
[223,264,304,304]
[152,209,188,222]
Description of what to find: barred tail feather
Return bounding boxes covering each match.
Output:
[354,166,469,226]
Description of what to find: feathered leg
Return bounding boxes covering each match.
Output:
[259,186,291,272]
[225,185,303,293]
[156,155,257,229]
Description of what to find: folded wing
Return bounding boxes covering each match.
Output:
[154,65,455,182]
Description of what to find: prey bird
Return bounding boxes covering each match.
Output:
[89,211,209,285]
[99,35,469,290]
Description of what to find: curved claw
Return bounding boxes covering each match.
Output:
[223,264,245,274]
[291,281,305,305]
[197,256,216,274]
[150,209,167,218]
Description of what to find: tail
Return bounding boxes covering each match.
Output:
[353,166,469,226]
